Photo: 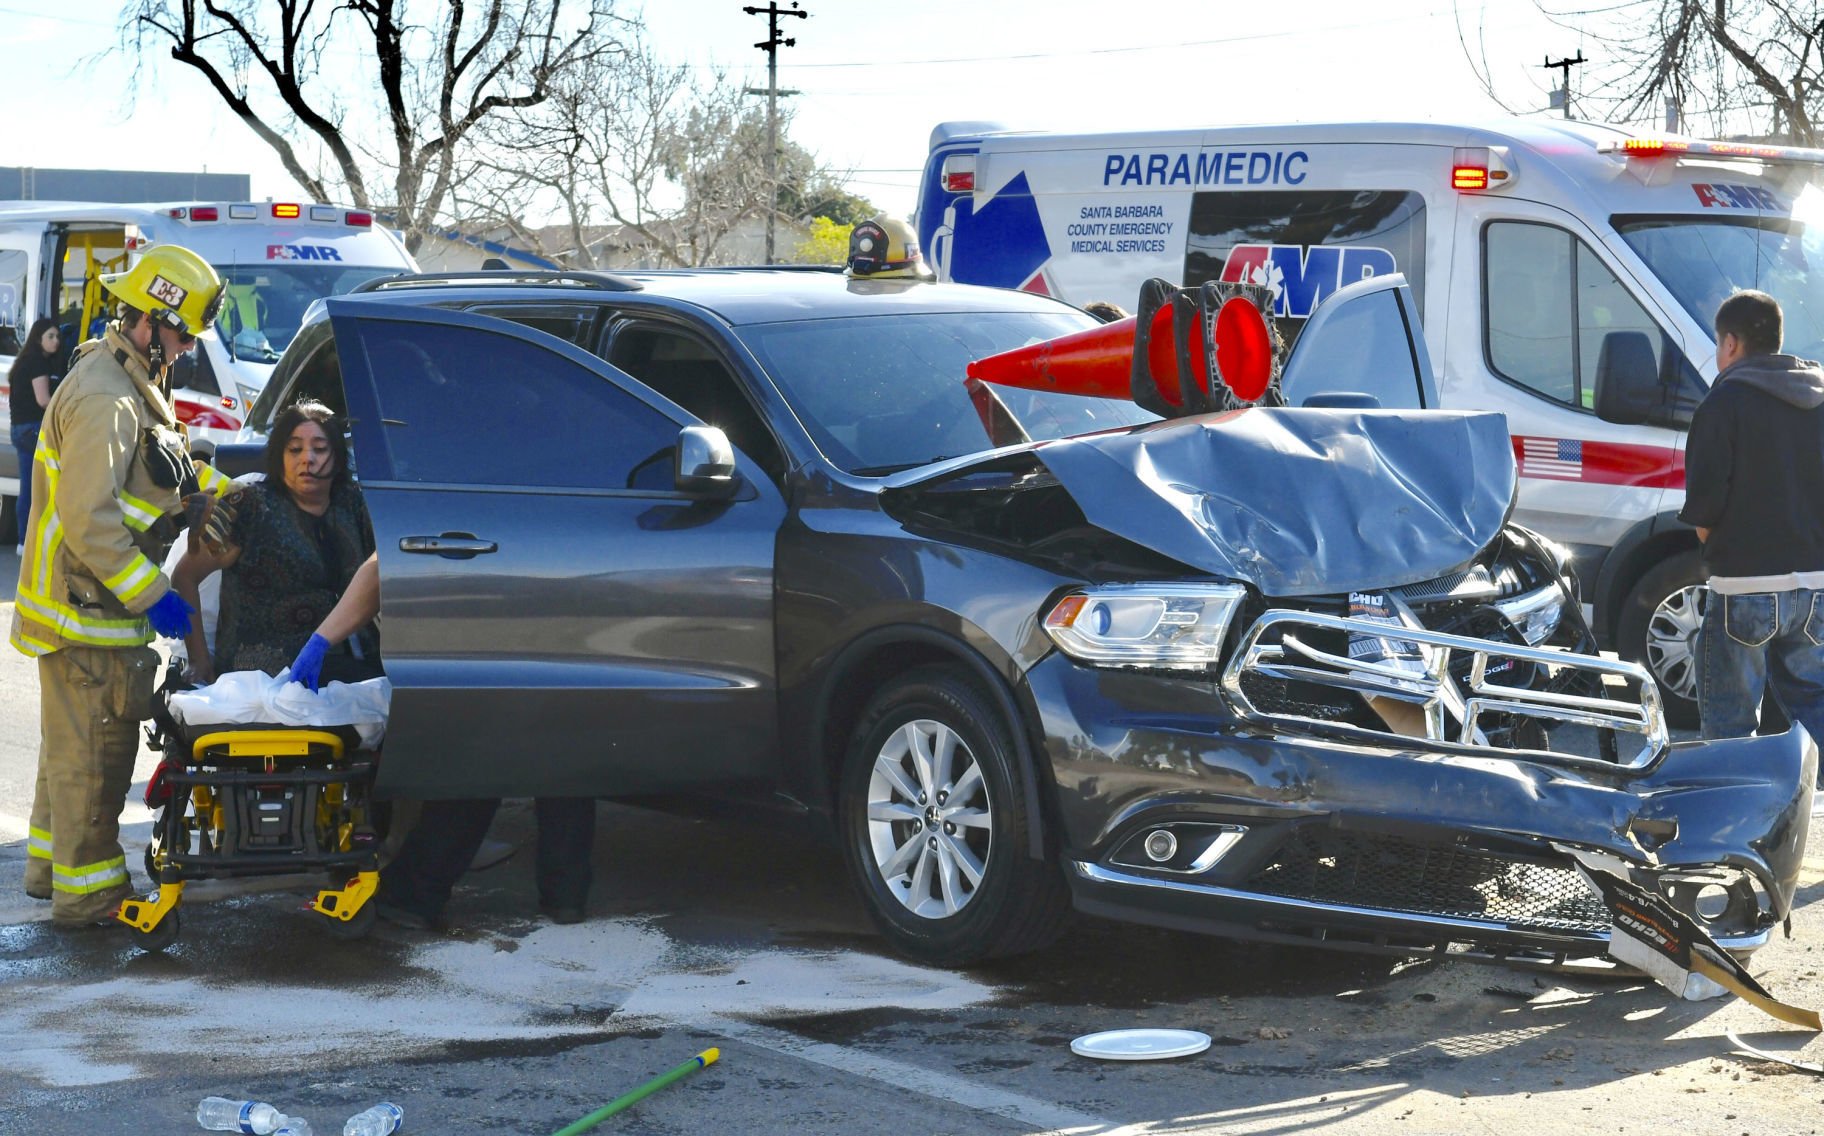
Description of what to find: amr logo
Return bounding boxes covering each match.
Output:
[1218,243,1396,318]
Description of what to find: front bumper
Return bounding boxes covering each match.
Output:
[1026,653,1815,958]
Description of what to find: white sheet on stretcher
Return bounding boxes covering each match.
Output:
[168,669,392,748]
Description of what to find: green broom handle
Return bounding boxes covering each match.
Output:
[551,1047,720,1136]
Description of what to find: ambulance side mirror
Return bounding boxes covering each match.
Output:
[1592,330,1661,427]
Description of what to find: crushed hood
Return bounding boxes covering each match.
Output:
[893,408,1515,596]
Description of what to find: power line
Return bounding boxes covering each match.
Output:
[745,6,1467,70]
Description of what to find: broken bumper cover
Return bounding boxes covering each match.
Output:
[1027,654,1815,958]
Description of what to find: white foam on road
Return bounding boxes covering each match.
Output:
[1,916,1004,1092]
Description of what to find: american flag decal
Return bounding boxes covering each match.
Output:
[1518,437,1583,480]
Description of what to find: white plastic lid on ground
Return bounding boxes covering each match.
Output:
[1069,1028,1211,1061]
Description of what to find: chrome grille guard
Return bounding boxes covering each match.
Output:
[1219,609,1668,770]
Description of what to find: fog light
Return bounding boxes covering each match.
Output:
[1694,883,1731,921]
[1143,829,1178,862]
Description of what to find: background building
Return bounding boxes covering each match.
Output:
[0,167,251,203]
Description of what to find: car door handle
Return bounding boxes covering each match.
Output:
[399,533,498,559]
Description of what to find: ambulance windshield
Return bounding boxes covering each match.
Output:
[1616,207,1824,361]
[211,263,397,361]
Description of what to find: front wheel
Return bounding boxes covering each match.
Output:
[838,666,1070,966]
[1617,550,1705,730]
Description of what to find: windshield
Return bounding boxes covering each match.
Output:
[1616,207,1824,362]
[212,262,398,361]
[735,311,1159,474]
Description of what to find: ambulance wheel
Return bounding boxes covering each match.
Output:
[1619,550,1705,731]
[130,910,180,953]
[323,900,378,941]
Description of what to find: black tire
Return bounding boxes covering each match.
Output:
[130,909,180,953]
[323,898,379,941]
[838,666,1070,966]
[1617,549,1705,730]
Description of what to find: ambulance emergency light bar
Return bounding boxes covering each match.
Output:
[1598,137,1824,166]
[164,203,374,227]
[1451,146,1513,192]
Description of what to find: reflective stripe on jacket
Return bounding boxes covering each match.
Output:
[10,324,230,657]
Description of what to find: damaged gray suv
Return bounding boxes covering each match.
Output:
[240,266,1814,968]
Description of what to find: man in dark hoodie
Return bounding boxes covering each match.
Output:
[1680,289,1824,744]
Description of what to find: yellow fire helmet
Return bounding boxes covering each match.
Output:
[846,216,933,279]
[100,244,226,337]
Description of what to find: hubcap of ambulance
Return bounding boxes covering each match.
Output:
[865,719,993,919]
[1645,584,1706,702]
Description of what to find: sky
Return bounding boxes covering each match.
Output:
[0,0,1595,221]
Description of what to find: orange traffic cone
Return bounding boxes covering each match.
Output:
[966,279,1275,417]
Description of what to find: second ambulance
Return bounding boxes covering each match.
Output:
[0,200,418,532]
[919,117,1824,726]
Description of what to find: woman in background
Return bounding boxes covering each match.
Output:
[9,318,63,551]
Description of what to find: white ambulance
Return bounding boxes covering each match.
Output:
[917,117,1824,726]
[0,200,417,529]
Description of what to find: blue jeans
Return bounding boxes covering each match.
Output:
[10,421,38,545]
[1699,586,1824,747]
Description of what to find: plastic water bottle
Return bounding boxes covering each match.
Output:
[196,1097,285,1134]
[343,1103,403,1136]
[274,1118,314,1136]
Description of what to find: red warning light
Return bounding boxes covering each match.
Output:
[1452,166,1489,191]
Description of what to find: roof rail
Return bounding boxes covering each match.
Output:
[350,269,644,294]
[625,264,846,275]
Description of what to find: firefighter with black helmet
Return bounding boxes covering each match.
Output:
[846,216,934,280]
[13,243,234,927]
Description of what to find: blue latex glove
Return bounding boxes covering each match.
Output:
[289,633,330,692]
[144,590,194,639]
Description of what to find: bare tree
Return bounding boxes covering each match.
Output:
[458,37,864,268]
[1461,2,1824,144]
[122,0,625,249]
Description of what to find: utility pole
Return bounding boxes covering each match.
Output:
[1542,51,1586,120]
[743,1,806,264]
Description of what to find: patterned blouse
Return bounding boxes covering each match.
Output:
[213,478,381,679]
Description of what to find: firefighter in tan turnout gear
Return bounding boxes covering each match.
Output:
[12,244,233,927]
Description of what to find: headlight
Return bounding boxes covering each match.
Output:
[1492,584,1565,646]
[1043,583,1247,669]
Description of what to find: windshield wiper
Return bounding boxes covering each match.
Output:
[850,456,962,476]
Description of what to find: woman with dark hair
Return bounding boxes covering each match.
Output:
[8,318,63,549]
[173,399,380,683]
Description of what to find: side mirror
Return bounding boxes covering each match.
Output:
[210,441,266,479]
[1593,330,1661,426]
[674,424,739,498]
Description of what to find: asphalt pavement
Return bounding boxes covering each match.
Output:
[5,545,1824,1136]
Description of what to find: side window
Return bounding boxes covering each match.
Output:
[0,248,26,354]
[1280,285,1426,409]
[464,302,601,348]
[356,319,679,490]
[606,324,787,483]
[1486,221,1685,411]
[169,342,221,396]
[1184,189,1427,348]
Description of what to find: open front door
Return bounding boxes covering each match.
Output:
[1280,273,1438,410]
[329,299,785,799]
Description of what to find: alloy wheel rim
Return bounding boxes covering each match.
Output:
[864,717,993,919]
[1645,584,1707,702]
